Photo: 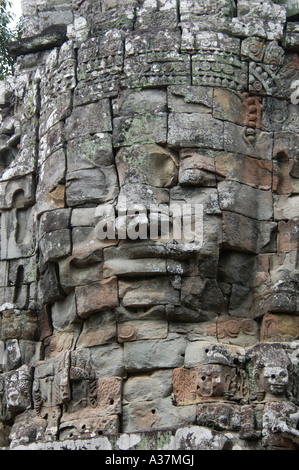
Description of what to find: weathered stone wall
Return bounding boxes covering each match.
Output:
[0,0,299,450]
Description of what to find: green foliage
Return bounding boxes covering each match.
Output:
[0,0,22,80]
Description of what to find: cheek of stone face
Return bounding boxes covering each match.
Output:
[197,374,221,397]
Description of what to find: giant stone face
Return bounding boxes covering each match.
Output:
[0,0,299,451]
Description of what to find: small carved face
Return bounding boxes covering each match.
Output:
[6,370,32,412]
[196,366,224,398]
[263,366,289,396]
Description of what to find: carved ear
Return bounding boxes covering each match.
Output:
[254,361,263,385]
[254,367,264,392]
[254,371,261,385]
[254,365,266,401]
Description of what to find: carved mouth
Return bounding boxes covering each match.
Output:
[102,241,199,278]
[270,384,286,394]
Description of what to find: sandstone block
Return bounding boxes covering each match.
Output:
[58,246,105,293]
[134,0,178,29]
[39,229,71,264]
[222,211,277,254]
[39,91,72,138]
[4,366,33,416]
[165,425,231,451]
[207,316,258,347]
[35,149,66,216]
[51,292,79,332]
[123,31,191,88]
[19,340,42,367]
[218,251,257,287]
[181,276,225,315]
[43,332,75,359]
[1,208,36,260]
[218,181,273,220]
[123,334,187,372]
[67,133,114,171]
[119,278,180,308]
[278,219,299,253]
[224,122,273,159]
[117,319,168,343]
[75,277,119,319]
[65,101,112,141]
[123,370,173,404]
[117,183,169,212]
[215,153,273,190]
[184,341,246,368]
[274,195,299,220]
[180,0,235,18]
[75,31,124,105]
[116,304,166,322]
[89,344,125,379]
[122,397,196,433]
[57,257,101,293]
[192,51,248,92]
[71,208,98,227]
[168,86,213,113]
[213,88,250,126]
[3,339,21,371]
[274,131,299,160]
[97,377,123,416]
[39,209,71,236]
[228,284,253,317]
[173,364,245,405]
[170,186,221,215]
[166,305,215,323]
[113,113,167,148]
[196,403,244,432]
[92,2,137,35]
[72,226,116,256]
[76,311,117,348]
[168,113,224,149]
[66,166,118,207]
[38,265,64,305]
[59,414,120,440]
[116,144,178,188]
[0,174,36,210]
[179,150,216,187]
[112,89,167,117]
[262,402,299,450]
[261,313,299,342]
[104,257,167,278]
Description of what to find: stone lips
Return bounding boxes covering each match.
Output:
[0,0,298,451]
